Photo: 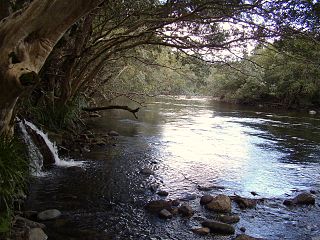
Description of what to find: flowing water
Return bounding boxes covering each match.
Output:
[25,96,320,240]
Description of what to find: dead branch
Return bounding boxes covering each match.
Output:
[83,105,140,119]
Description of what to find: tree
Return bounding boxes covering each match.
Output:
[0,0,102,136]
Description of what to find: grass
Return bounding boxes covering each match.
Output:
[0,136,29,235]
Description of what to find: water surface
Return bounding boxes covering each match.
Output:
[26,96,320,240]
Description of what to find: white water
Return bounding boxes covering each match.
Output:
[18,119,83,174]
[18,119,44,176]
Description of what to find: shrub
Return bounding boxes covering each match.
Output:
[0,137,29,235]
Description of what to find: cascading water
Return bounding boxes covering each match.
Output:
[18,119,44,176]
[18,118,82,175]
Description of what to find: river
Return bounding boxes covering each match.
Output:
[26,96,320,240]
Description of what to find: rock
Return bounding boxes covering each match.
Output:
[15,217,46,229]
[192,227,210,235]
[157,190,169,197]
[250,191,259,196]
[108,130,119,136]
[284,192,315,206]
[202,220,235,235]
[293,192,315,205]
[159,209,172,219]
[37,209,61,221]
[28,228,48,240]
[140,167,154,176]
[310,190,316,194]
[233,196,257,209]
[217,214,240,224]
[145,200,172,213]
[235,234,257,240]
[178,204,194,217]
[240,227,246,232]
[206,194,232,213]
[200,195,213,205]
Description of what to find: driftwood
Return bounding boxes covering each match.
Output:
[83,105,140,119]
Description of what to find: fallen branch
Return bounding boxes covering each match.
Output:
[82,105,140,119]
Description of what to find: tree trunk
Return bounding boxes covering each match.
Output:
[0,0,102,136]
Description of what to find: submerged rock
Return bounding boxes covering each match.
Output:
[284,192,315,206]
[37,209,61,221]
[192,227,210,235]
[145,200,172,213]
[29,228,48,240]
[202,220,235,235]
[233,196,257,209]
[180,193,197,201]
[178,204,194,217]
[205,194,232,213]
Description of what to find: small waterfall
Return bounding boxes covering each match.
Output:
[18,119,44,176]
[18,118,82,175]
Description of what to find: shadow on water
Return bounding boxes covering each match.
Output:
[25,96,320,240]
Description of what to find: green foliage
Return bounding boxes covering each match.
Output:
[0,137,29,234]
[23,94,87,131]
[204,37,320,108]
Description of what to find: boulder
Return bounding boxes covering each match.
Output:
[178,204,194,217]
[200,195,213,205]
[28,228,48,240]
[159,209,172,219]
[192,227,210,235]
[145,200,172,213]
[206,194,231,213]
[202,220,235,235]
[37,209,61,221]
[217,214,240,224]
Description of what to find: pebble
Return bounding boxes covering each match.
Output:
[37,209,61,221]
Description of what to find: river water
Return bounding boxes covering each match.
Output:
[26,96,320,240]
